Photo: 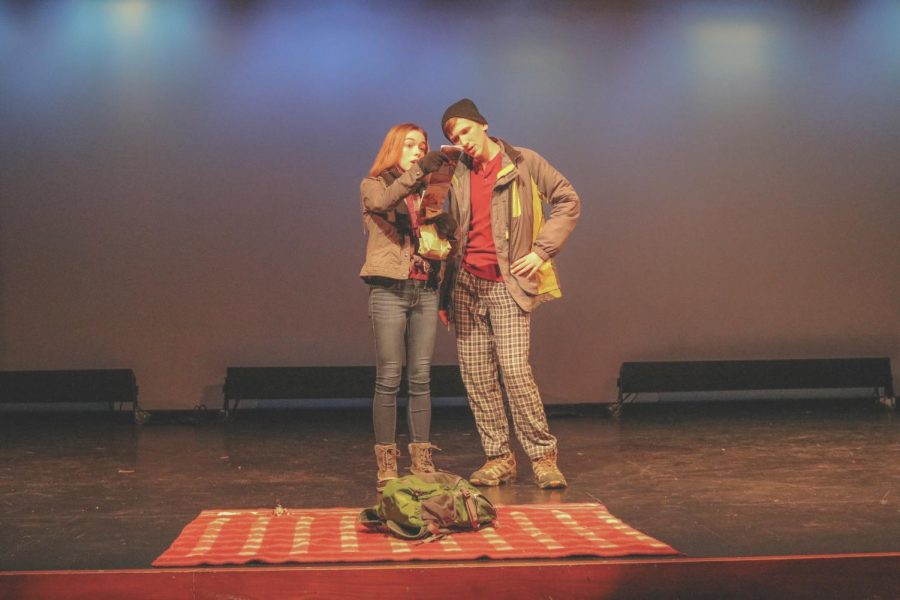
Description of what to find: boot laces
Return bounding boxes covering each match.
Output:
[381,446,399,472]
[533,454,559,478]
[414,443,441,470]
[388,447,399,470]
[480,455,513,477]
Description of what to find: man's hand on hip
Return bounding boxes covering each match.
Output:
[510,251,545,279]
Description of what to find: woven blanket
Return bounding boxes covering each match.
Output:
[153,502,678,567]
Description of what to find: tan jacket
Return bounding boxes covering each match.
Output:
[359,164,427,280]
[442,139,580,312]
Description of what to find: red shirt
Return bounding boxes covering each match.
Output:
[463,152,503,281]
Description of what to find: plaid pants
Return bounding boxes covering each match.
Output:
[452,267,557,461]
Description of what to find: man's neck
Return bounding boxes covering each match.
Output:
[477,137,501,166]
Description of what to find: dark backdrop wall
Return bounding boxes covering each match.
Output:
[2,1,898,409]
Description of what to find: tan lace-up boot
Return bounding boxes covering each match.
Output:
[374,444,399,492]
[469,453,517,486]
[532,449,567,489]
[408,442,440,474]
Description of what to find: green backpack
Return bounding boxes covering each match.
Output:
[359,471,497,540]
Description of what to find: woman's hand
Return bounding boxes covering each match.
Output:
[438,309,452,328]
[418,151,449,175]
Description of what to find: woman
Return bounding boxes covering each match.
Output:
[360,123,453,491]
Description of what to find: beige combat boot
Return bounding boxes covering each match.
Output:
[408,442,440,474]
[532,449,567,489]
[374,443,399,492]
[469,453,517,486]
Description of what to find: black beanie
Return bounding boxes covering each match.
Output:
[441,98,487,139]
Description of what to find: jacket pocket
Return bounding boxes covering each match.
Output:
[513,260,558,297]
[513,271,539,296]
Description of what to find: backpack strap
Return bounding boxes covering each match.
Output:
[358,507,384,531]
[460,486,479,530]
[386,520,429,540]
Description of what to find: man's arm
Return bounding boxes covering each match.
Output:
[522,148,580,261]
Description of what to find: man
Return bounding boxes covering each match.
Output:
[438,99,580,489]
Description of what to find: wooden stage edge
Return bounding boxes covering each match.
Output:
[2,552,899,600]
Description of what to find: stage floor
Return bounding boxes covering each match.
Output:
[1,401,898,571]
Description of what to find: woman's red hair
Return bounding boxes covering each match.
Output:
[368,123,429,177]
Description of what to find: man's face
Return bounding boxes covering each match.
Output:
[447,118,490,163]
[398,129,427,172]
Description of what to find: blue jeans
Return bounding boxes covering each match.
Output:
[368,279,438,444]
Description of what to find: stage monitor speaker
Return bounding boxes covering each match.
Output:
[223,365,465,415]
[0,369,139,414]
[617,358,894,411]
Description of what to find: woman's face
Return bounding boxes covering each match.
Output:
[397,129,427,172]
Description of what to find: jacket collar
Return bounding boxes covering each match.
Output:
[498,138,522,164]
[494,139,520,186]
[458,137,521,169]
[456,137,520,186]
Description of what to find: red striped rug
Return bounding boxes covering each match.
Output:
[153,503,679,566]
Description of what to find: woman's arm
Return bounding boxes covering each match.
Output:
[360,164,426,213]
